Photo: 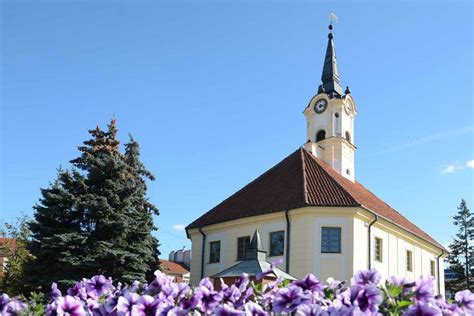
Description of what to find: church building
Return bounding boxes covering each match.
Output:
[185,24,447,295]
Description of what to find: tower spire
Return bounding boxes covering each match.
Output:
[319,18,344,97]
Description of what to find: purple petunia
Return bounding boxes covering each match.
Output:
[414,276,435,302]
[351,268,381,287]
[48,295,86,316]
[293,273,324,293]
[116,292,140,316]
[85,275,113,299]
[404,301,442,316]
[50,282,62,301]
[350,283,383,313]
[273,285,312,313]
[214,303,245,316]
[455,289,474,314]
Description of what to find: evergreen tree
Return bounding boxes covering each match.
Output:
[447,199,473,293]
[28,120,159,290]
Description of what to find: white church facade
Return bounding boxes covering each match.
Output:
[185,25,446,295]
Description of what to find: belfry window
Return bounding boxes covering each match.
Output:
[345,131,351,143]
[316,130,326,142]
[334,113,341,136]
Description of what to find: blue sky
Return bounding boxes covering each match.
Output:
[1,1,472,258]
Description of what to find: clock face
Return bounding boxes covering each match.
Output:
[344,103,352,115]
[314,99,328,114]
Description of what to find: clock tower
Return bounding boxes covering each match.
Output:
[304,24,357,182]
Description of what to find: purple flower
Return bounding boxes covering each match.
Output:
[130,295,158,316]
[403,301,442,316]
[195,278,223,313]
[3,299,27,316]
[296,304,328,316]
[455,290,474,314]
[351,269,381,286]
[50,282,62,301]
[67,280,88,300]
[244,301,268,316]
[49,295,86,316]
[293,274,324,293]
[273,286,312,313]
[350,284,383,313]
[145,271,174,297]
[214,303,245,316]
[86,275,113,299]
[0,294,10,314]
[116,292,140,316]
[414,276,434,302]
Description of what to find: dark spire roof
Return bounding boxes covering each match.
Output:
[245,230,266,260]
[319,25,344,97]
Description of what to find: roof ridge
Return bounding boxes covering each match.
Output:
[301,148,359,205]
[186,148,303,229]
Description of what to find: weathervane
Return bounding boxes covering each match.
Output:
[329,13,338,30]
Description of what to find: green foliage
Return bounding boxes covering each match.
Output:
[446,199,474,293]
[27,119,159,291]
[0,215,33,295]
[379,281,414,315]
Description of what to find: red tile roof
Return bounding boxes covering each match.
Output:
[159,260,190,276]
[186,148,444,250]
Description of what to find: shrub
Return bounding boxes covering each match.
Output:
[1,267,473,315]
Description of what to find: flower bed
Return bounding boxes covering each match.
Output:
[1,268,473,315]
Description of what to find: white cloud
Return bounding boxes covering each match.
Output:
[172,224,186,231]
[466,160,474,169]
[442,165,458,174]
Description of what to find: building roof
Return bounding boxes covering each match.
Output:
[159,259,190,276]
[212,229,296,280]
[186,148,444,250]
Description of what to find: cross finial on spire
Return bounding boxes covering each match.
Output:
[318,13,343,97]
[329,13,338,30]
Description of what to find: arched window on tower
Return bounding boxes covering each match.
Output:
[334,112,341,136]
[316,130,326,142]
[345,131,351,143]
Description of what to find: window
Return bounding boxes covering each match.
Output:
[237,236,251,261]
[430,260,436,277]
[209,241,221,263]
[345,131,351,143]
[374,237,383,262]
[406,250,413,272]
[269,231,285,256]
[334,113,341,136]
[316,130,326,142]
[321,227,341,253]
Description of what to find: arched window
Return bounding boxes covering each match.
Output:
[316,130,326,142]
[334,112,341,136]
[345,131,351,143]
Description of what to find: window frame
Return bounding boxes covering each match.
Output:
[374,237,383,262]
[430,260,436,277]
[236,236,251,261]
[406,250,413,272]
[269,230,285,257]
[321,226,342,254]
[209,241,221,264]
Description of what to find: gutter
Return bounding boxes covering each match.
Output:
[199,228,206,279]
[367,214,378,269]
[285,209,291,273]
[437,249,444,295]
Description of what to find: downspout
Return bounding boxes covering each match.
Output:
[437,249,444,296]
[199,228,206,279]
[367,214,378,269]
[285,209,291,273]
